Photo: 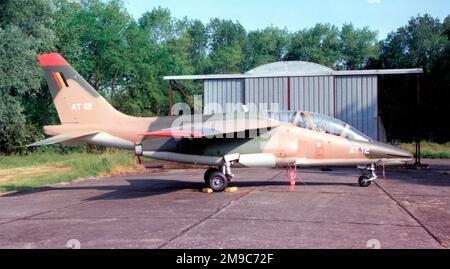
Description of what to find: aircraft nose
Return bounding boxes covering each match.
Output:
[370,142,414,159]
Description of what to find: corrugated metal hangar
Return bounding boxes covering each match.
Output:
[165,62,422,141]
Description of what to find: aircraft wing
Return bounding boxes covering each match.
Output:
[28,131,100,147]
[142,112,280,139]
[141,128,220,138]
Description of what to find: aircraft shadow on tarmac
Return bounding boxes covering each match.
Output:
[2,178,360,201]
[3,169,449,201]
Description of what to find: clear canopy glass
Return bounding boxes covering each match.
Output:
[266,111,372,142]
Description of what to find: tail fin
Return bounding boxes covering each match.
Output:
[38,53,127,124]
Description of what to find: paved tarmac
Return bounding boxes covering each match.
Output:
[0,165,449,249]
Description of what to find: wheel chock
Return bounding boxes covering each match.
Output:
[202,188,213,193]
[225,187,239,193]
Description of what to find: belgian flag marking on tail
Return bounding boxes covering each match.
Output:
[52,72,69,89]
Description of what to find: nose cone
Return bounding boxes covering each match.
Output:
[369,142,414,160]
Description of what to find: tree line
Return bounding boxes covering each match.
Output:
[0,0,449,154]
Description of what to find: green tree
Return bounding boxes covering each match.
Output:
[208,42,244,74]
[339,23,379,70]
[286,24,340,68]
[53,0,168,116]
[0,0,55,95]
[206,19,247,73]
[444,15,450,39]
[0,94,27,154]
[56,0,136,93]
[138,8,197,114]
[110,20,163,116]
[0,0,56,154]
[139,7,175,45]
[186,20,208,74]
[377,14,449,142]
[245,27,289,70]
[379,14,447,71]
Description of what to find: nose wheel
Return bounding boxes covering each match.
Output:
[358,175,372,187]
[358,164,377,187]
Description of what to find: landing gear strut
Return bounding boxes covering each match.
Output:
[204,155,238,192]
[358,164,377,187]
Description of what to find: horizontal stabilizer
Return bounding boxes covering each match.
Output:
[28,131,100,147]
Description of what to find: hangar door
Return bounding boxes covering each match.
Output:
[290,76,334,117]
[335,75,378,140]
[203,75,380,141]
[203,79,244,115]
[244,77,289,112]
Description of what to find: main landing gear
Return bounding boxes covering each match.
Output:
[358,164,378,187]
[204,156,237,192]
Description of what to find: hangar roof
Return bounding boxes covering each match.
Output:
[164,61,423,80]
[245,61,334,76]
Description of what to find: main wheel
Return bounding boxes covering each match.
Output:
[208,171,229,192]
[359,175,372,187]
[204,168,219,183]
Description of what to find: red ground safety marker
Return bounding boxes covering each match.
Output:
[289,168,297,191]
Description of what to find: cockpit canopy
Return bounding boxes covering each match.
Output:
[266,111,372,142]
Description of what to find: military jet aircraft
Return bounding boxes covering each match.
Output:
[31,53,413,192]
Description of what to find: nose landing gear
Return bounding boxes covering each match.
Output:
[358,164,377,187]
[358,175,372,187]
